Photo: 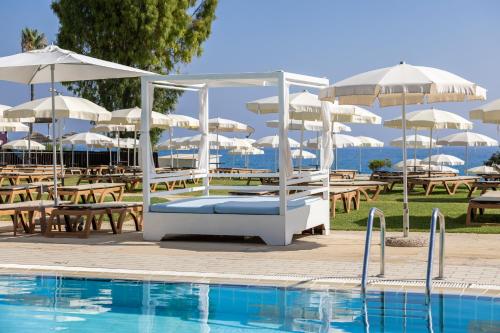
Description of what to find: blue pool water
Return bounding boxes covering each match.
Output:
[0,276,498,332]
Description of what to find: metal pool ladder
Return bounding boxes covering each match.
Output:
[361,207,386,294]
[425,208,445,301]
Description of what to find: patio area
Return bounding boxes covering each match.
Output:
[0,221,498,296]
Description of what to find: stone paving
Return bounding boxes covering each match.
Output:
[0,222,498,295]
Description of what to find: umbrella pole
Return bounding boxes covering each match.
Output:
[465,145,469,175]
[133,130,137,167]
[86,147,89,169]
[275,148,278,172]
[71,145,74,167]
[58,119,64,175]
[401,90,409,237]
[335,147,338,170]
[413,128,417,172]
[116,131,120,164]
[50,64,59,205]
[299,122,304,172]
[28,123,32,165]
[359,147,362,173]
[428,128,433,177]
[22,150,24,165]
[169,128,173,169]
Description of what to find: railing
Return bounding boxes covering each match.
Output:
[361,207,386,294]
[425,208,445,301]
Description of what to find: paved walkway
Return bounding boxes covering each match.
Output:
[0,224,498,295]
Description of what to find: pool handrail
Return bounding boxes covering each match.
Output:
[425,208,445,301]
[361,207,386,294]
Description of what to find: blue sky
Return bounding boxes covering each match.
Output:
[0,0,499,143]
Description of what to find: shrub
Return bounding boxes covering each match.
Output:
[484,151,500,166]
[368,159,392,172]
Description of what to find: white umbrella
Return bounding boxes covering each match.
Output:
[228,146,264,168]
[91,124,137,165]
[6,95,112,171]
[0,104,34,122]
[390,134,437,148]
[62,132,114,168]
[0,122,29,132]
[357,136,384,172]
[422,154,464,166]
[331,134,362,170]
[329,101,382,124]
[394,159,422,170]
[254,135,300,171]
[467,165,499,175]
[420,164,459,174]
[0,45,152,204]
[437,132,498,174]
[2,139,45,165]
[470,98,500,126]
[384,107,473,175]
[209,117,253,168]
[291,149,316,159]
[319,62,485,237]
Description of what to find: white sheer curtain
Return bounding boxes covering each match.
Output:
[198,86,209,173]
[320,101,334,172]
[148,86,157,177]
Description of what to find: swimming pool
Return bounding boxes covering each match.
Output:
[0,275,497,332]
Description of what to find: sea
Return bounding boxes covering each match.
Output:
[159,146,499,175]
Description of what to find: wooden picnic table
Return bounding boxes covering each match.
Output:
[52,183,125,204]
[45,201,143,238]
[467,181,500,197]
[0,172,55,186]
[408,176,480,196]
[329,180,388,201]
[329,186,360,218]
[466,191,500,225]
[331,170,357,180]
[478,173,500,181]
[0,200,70,235]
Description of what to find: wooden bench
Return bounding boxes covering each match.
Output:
[408,176,479,196]
[329,186,360,218]
[330,180,388,201]
[467,181,500,197]
[45,202,143,238]
[466,191,500,225]
[52,183,125,204]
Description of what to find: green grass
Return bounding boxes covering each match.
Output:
[330,186,500,233]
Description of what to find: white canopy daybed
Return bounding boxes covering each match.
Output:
[140,71,333,245]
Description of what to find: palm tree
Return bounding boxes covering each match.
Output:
[21,28,48,163]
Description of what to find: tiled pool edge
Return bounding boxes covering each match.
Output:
[0,263,498,297]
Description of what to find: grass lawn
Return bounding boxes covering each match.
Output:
[15,176,499,234]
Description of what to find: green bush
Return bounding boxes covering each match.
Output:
[368,159,392,172]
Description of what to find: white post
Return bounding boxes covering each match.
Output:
[133,130,137,167]
[86,147,89,168]
[298,121,304,172]
[465,145,469,175]
[428,128,433,177]
[414,128,417,172]
[58,119,64,175]
[50,64,59,205]
[359,147,362,173]
[278,72,289,217]
[140,78,152,211]
[199,87,209,196]
[169,127,173,169]
[402,89,409,237]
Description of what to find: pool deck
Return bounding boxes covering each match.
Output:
[0,222,499,297]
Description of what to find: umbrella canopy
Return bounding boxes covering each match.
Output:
[253,135,300,148]
[183,133,234,148]
[2,139,45,151]
[225,138,254,149]
[357,136,384,147]
[164,114,199,129]
[422,154,464,166]
[0,45,153,204]
[384,108,473,130]
[421,164,459,173]
[209,117,253,134]
[0,122,29,132]
[228,147,264,155]
[62,132,114,148]
[470,98,500,124]
[100,107,170,128]
[437,132,498,147]
[291,149,316,159]
[320,62,486,107]
[390,135,437,148]
[331,133,362,148]
[329,102,382,124]
[0,45,152,84]
[0,104,34,122]
[467,165,499,175]
[5,95,111,122]
[265,119,351,132]
[394,159,423,169]
[111,138,134,149]
[91,124,137,133]
[156,137,192,150]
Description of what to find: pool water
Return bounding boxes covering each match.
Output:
[0,275,498,332]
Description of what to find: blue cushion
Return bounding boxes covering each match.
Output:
[149,196,236,214]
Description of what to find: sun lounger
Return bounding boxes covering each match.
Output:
[466,191,500,225]
[45,201,143,238]
[329,180,388,201]
[52,183,125,204]
[408,176,479,196]
[330,170,357,180]
[329,186,360,218]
